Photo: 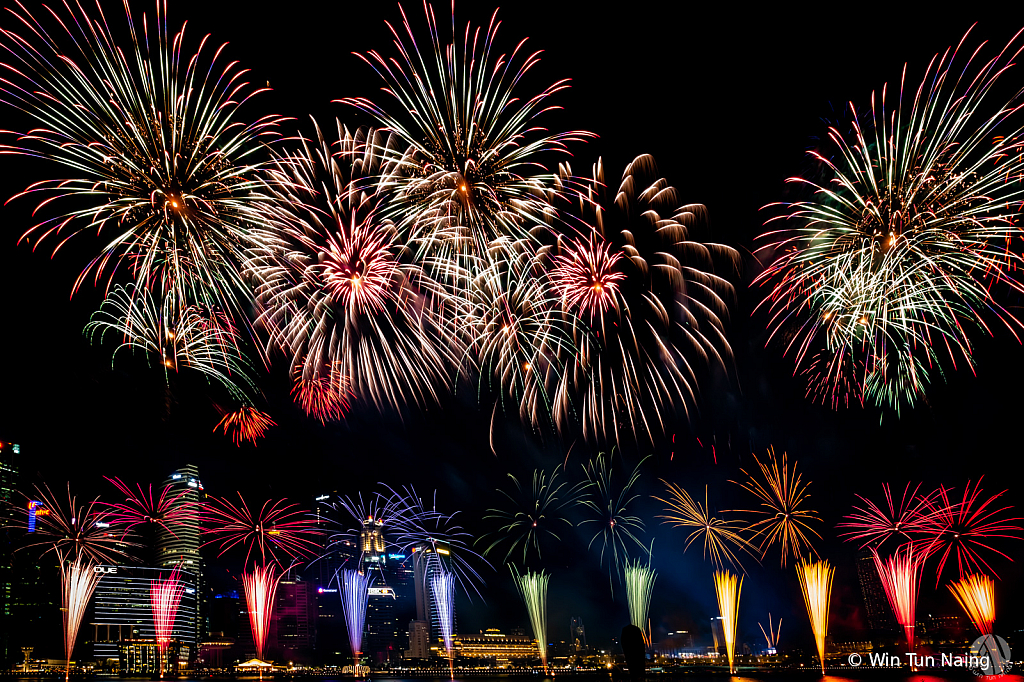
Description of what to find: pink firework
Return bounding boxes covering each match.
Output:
[150,566,185,678]
[916,479,1024,586]
[203,494,321,568]
[873,546,923,651]
[550,234,626,318]
[318,222,400,314]
[291,369,353,424]
[838,483,938,549]
[214,407,275,446]
[103,477,193,540]
[242,564,280,663]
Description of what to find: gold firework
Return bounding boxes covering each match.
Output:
[797,559,834,674]
[713,570,743,674]
[948,574,996,636]
[656,481,757,570]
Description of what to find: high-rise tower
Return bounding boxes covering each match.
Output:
[155,465,205,648]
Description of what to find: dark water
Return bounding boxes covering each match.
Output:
[10,675,1024,682]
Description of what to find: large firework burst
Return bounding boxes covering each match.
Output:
[203,494,320,568]
[551,156,738,445]
[756,29,1024,411]
[17,484,129,564]
[579,452,648,583]
[837,483,938,550]
[656,481,757,570]
[339,3,591,274]
[251,121,457,414]
[480,465,587,566]
[0,0,279,317]
[731,448,821,566]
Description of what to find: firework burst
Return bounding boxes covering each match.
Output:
[552,156,738,445]
[214,407,275,446]
[713,570,743,674]
[203,494,320,568]
[656,481,757,570]
[480,465,587,566]
[339,3,591,275]
[59,552,103,681]
[731,448,821,566]
[624,557,656,646]
[0,0,280,321]
[756,29,1024,411]
[948,573,996,636]
[291,366,353,424]
[579,452,648,584]
[242,563,279,662]
[251,121,457,413]
[513,569,550,674]
[838,483,938,550]
[17,484,128,564]
[916,479,1023,586]
[103,477,194,544]
[796,559,834,674]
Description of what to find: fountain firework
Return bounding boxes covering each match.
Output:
[713,570,742,674]
[59,552,103,681]
[759,614,781,653]
[514,569,550,673]
[624,558,656,646]
[873,546,922,651]
[339,569,373,663]
[431,567,457,678]
[797,559,834,674]
[948,574,996,636]
[151,565,185,677]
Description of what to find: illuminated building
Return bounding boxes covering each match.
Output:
[412,542,456,649]
[0,440,17,663]
[155,465,205,644]
[570,616,587,653]
[448,629,540,667]
[118,638,185,674]
[856,549,896,632]
[405,620,429,659]
[272,576,317,663]
[359,514,415,663]
[90,565,198,666]
[710,616,725,656]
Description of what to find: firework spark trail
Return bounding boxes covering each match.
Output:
[552,156,738,446]
[0,0,280,325]
[656,481,757,570]
[213,407,276,447]
[150,565,185,678]
[18,484,129,564]
[915,479,1024,586]
[713,570,742,674]
[339,569,373,662]
[873,546,923,651]
[514,569,549,674]
[580,453,648,585]
[338,3,592,277]
[242,564,279,663]
[797,559,834,674]
[203,494,321,567]
[758,614,781,652]
[624,558,656,646]
[731,448,821,566]
[86,285,257,402]
[838,483,938,550]
[755,29,1024,411]
[431,567,457,678]
[251,121,457,414]
[58,552,102,681]
[291,368,352,424]
[481,465,587,566]
[103,477,193,541]
[948,574,995,636]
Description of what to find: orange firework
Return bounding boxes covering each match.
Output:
[657,481,758,570]
[732,448,821,566]
[948,574,995,636]
[214,407,275,446]
[713,570,742,674]
[291,370,353,424]
[797,559,834,674]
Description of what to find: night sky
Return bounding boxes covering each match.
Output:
[2,0,1024,655]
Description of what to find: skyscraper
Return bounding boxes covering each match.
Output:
[272,576,317,663]
[0,440,18,664]
[412,542,456,652]
[155,465,205,645]
[856,549,896,632]
[570,616,587,653]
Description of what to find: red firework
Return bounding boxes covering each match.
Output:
[242,563,280,662]
[203,494,320,568]
[150,565,185,678]
[291,371,353,424]
[319,222,399,314]
[838,483,938,549]
[550,234,626,318]
[103,477,194,540]
[915,479,1024,586]
[873,546,923,651]
[214,407,275,446]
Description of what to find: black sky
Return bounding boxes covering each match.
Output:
[2,0,1024,653]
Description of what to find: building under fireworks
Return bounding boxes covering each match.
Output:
[447,629,540,667]
[90,565,199,667]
